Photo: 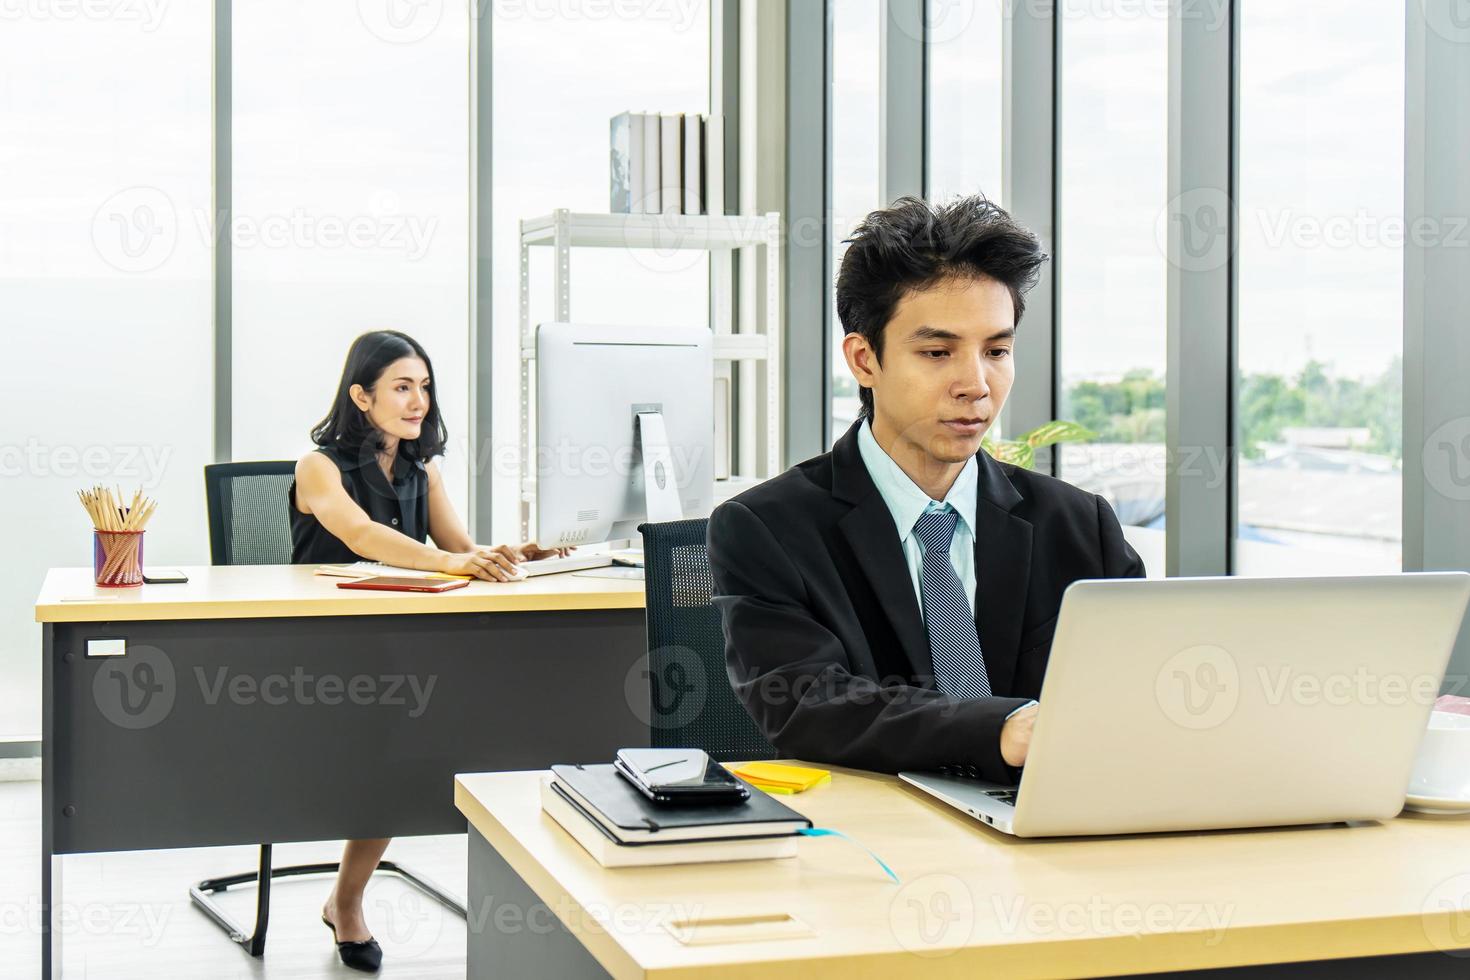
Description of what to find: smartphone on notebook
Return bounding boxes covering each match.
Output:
[614,748,750,805]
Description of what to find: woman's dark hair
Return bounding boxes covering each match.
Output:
[836,195,1048,418]
[311,330,448,462]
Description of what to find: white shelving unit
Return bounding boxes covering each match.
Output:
[518,209,783,539]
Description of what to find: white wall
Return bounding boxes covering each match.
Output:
[231,4,472,520]
[489,2,712,542]
[1,6,214,737]
[0,3,714,737]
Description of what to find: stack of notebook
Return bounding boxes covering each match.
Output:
[542,764,811,868]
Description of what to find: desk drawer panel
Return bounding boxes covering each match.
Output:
[46,609,650,853]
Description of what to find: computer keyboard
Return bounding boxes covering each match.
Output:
[935,766,1021,806]
[513,554,616,578]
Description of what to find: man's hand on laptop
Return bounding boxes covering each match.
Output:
[1000,703,1039,767]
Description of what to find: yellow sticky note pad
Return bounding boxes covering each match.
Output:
[746,782,797,795]
[732,762,832,792]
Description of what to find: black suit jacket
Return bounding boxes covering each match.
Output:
[708,418,1146,782]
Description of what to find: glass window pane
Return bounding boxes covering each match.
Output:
[232,6,472,520]
[1056,0,1168,574]
[0,9,213,736]
[1235,1,1404,576]
[829,0,883,444]
[926,0,1004,203]
[493,4,710,539]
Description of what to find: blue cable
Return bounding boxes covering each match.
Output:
[798,827,900,884]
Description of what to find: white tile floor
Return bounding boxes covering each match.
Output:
[0,779,470,978]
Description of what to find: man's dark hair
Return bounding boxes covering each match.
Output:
[835,195,1048,419]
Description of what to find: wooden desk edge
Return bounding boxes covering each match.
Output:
[456,775,649,980]
[35,590,646,623]
[454,772,1470,978]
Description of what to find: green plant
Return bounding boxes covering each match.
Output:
[982,420,1097,470]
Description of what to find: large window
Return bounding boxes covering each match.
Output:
[926,0,1003,204]
[828,0,883,443]
[0,8,214,737]
[232,5,473,519]
[492,2,711,539]
[830,0,1002,447]
[1235,1,1404,576]
[1056,0,1169,546]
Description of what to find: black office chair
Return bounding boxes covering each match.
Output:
[638,518,777,763]
[203,461,298,565]
[192,461,465,958]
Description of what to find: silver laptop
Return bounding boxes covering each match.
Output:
[900,573,1470,837]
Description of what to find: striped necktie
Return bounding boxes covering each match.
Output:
[914,508,992,699]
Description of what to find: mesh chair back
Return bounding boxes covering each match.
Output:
[204,462,298,566]
[638,518,776,762]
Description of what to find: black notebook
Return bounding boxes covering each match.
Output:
[549,763,813,845]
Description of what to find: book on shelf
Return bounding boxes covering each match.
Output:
[659,112,683,217]
[682,112,704,215]
[609,111,642,214]
[639,111,661,214]
[705,112,724,215]
[610,109,726,219]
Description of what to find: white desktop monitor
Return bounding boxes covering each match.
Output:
[533,322,715,548]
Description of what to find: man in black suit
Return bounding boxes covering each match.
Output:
[708,196,1145,783]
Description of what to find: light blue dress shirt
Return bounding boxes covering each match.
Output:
[856,418,1036,717]
[856,417,977,614]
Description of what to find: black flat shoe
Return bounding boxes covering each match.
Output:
[322,914,383,973]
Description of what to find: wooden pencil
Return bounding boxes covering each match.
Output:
[78,485,157,584]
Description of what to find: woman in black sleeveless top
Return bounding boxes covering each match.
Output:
[291,330,568,971]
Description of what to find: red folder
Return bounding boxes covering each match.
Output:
[336,576,469,593]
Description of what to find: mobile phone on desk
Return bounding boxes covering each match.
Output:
[614,748,750,805]
[142,569,189,584]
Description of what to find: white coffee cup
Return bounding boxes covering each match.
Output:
[1408,711,1470,799]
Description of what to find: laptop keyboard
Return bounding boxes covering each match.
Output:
[935,767,1020,807]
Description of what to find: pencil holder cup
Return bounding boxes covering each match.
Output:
[93,529,145,588]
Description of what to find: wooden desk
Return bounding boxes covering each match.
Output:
[455,766,1470,979]
[35,563,645,623]
[37,565,648,978]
